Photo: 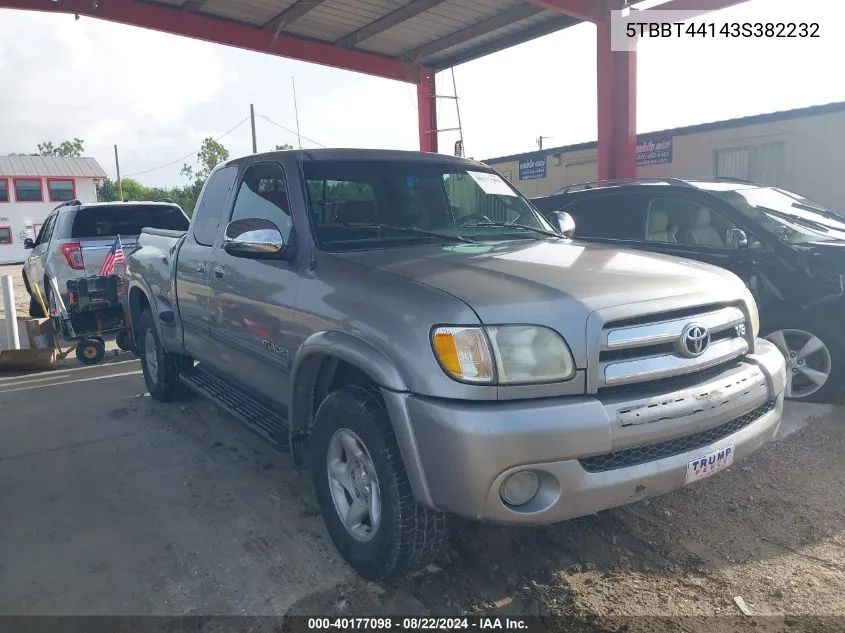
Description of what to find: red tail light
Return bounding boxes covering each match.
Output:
[61,243,84,270]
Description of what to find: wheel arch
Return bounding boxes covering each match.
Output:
[288,331,433,505]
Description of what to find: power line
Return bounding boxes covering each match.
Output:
[258,114,325,148]
[123,116,251,178]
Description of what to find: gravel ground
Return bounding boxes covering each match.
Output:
[0,263,30,321]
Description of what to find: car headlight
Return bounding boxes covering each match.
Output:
[742,287,760,338]
[431,325,575,385]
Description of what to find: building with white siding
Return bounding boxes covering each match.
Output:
[0,155,107,264]
[484,101,845,212]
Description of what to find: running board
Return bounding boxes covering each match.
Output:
[179,365,290,452]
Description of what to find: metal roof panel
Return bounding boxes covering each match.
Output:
[285,0,404,41]
[199,0,287,26]
[357,0,523,57]
[0,156,108,179]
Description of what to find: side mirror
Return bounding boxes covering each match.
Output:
[725,228,749,250]
[23,238,35,249]
[223,218,286,258]
[551,210,576,238]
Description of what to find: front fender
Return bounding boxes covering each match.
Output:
[289,330,435,507]
[291,330,409,393]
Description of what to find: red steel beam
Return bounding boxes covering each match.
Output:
[596,16,636,181]
[523,0,604,23]
[0,0,420,83]
[417,69,438,153]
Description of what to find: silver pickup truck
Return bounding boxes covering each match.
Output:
[124,149,787,580]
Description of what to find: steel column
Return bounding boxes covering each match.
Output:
[596,15,636,180]
[417,68,439,153]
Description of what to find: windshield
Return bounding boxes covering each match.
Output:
[302,160,556,251]
[72,204,189,238]
[708,186,845,244]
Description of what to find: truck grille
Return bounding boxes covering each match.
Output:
[596,304,751,390]
[578,399,775,473]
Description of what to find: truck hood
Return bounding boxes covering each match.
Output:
[332,239,746,367]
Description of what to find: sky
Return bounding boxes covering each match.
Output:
[0,0,842,188]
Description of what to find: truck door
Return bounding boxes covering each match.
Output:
[176,165,238,360]
[206,161,299,404]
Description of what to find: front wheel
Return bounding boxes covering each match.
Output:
[311,385,447,580]
[138,310,192,402]
[763,318,845,403]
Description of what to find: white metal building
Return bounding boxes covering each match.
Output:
[0,155,107,265]
[484,101,845,212]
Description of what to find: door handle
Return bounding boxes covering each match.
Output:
[213,264,226,280]
[196,261,207,274]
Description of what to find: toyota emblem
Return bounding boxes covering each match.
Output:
[677,323,710,358]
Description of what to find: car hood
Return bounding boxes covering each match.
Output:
[332,239,747,368]
[797,240,845,273]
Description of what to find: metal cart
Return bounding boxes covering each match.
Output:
[45,275,134,365]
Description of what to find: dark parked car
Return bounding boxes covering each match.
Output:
[532,178,845,403]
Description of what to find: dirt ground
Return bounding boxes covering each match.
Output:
[0,263,30,320]
[286,407,845,631]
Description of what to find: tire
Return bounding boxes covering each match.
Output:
[137,310,192,402]
[763,316,845,403]
[311,384,447,581]
[116,329,135,353]
[76,338,106,365]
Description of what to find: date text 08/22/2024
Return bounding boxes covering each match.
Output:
[305,618,529,631]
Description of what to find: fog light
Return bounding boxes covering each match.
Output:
[500,471,540,506]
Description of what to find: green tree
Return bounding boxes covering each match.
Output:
[96,177,121,202]
[119,178,153,201]
[38,138,85,157]
[181,137,229,184]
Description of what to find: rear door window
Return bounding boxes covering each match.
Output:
[71,205,189,238]
[562,193,647,241]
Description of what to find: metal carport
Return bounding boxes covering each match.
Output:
[3,0,747,179]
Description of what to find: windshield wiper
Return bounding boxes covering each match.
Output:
[460,221,561,239]
[791,202,845,222]
[376,224,475,243]
[759,206,831,232]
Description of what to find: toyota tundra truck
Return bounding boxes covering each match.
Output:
[123,149,787,581]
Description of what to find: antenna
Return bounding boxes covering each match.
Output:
[536,135,552,151]
[291,76,302,149]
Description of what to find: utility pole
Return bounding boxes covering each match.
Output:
[114,144,123,201]
[250,104,258,153]
[291,77,302,149]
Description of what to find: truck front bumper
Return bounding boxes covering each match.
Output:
[384,339,786,524]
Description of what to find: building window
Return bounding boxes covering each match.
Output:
[714,142,785,186]
[48,178,75,202]
[0,179,8,203]
[14,178,43,202]
[0,226,12,245]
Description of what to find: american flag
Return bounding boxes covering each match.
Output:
[99,234,126,276]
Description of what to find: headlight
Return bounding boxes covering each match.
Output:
[431,325,575,385]
[743,287,760,338]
